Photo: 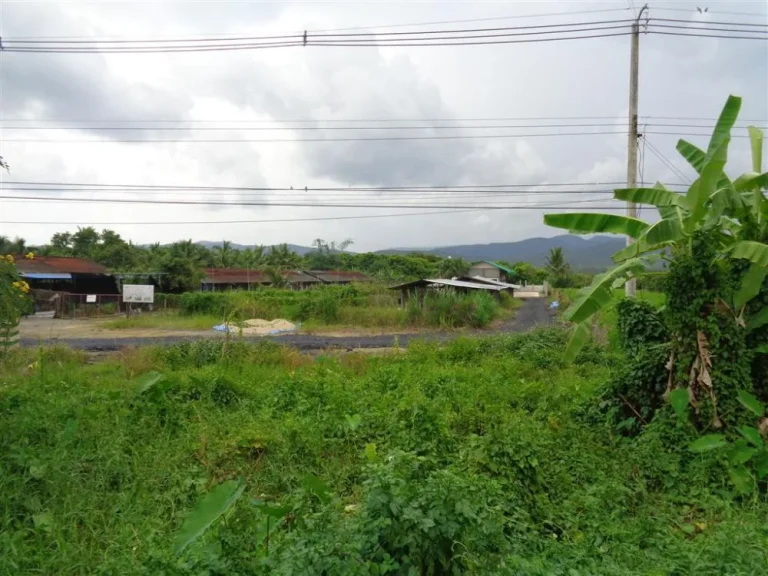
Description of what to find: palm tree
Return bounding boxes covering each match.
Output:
[545,247,570,287]
[266,243,301,269]
[437,257,470,278]
[213,241,237,268]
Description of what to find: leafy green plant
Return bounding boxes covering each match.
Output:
[546,95,768,359]
[545,95,768,431]
[174,480,245,555]
[682,391,768,494]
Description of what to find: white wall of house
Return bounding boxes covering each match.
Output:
[467,263,501,280]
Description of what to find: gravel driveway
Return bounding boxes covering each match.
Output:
[20,298,556,352]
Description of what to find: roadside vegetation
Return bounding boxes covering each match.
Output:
[4,331,768,574]
[2,96,767,573]
[106,285,519,332]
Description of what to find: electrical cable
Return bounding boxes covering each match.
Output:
[643,138,692,184]
[2,122,764,131]
[0,194,628,209]
[1,130,751,143]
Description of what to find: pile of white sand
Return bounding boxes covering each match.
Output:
[238,318,296,336]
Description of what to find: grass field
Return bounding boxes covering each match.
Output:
[102,311,224,331]
[103,291,523,333]
[2,331,766,574]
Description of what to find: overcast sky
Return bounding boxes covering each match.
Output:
[1,0,766,251]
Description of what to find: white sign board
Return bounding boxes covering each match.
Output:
[123,284,155,303]
[86,294,97,303]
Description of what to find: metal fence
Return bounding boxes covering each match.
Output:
[49,293,122,319]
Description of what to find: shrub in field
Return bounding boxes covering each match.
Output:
[0,254,32,357]
[423,290,499,328]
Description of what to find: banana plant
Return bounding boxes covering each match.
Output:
[544,95,768,359]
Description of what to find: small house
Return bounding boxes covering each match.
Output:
[467,261,516,283]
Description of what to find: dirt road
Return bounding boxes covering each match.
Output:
[20,298,556,352]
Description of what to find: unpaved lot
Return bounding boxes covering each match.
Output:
[20,299,555,351]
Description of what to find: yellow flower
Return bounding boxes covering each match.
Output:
[25,252,35,260]
[4,254,13,263]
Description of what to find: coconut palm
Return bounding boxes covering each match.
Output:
[545,248,571,287]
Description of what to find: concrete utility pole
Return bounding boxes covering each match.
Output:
[625,4,648,298]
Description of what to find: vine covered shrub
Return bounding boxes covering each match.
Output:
[1,254,32,357]
[615,298,667,355]
[664,233,752,429]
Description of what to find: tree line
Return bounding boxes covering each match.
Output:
[0,229,590,292]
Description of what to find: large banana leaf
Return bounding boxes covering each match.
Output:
[613,187,690,209]
[563,257,649,325]
[677,139,706,174]
[734,172,768,192]
[564,321,592,362]
[734,264,767,310]
[543,213,649,239]
[748,125,763,174]
[731,241,768,267]
[707,95,742,159]
[686,139,729,227]
[749,307,768,332]
[612,239,644,263]
[645,217,685,245]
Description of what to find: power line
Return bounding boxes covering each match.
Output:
[649,30,768,40]
[0,130,631,143]
[643,138,692,184]
[1,130,751,143]
[5,19,636,44]
[654,17,768,28]
[0,194,627,209]
[651,7,768,19]
[312,7,632,33]
[653,23,768,34]
[0,204,632,227]
[1,179,651,191]
[4,17,766,54]
[5,115,764,124]
[3,30,635,53]
[2,122,764,131]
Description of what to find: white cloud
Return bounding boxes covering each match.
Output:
[0,0,766,250]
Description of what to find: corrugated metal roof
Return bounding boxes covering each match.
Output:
[15,256,108,275]
[466,276,521,289]
[20,272,73,280]
[201,269,321,285]
[202,268,269,284]
[306,270,371,283]
[282,271,322,283]
[389,278,503,291]
[427,278,504,291]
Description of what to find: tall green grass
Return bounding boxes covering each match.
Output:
[124,286,504,330]
[1,332,764,573]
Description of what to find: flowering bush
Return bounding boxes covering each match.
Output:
[1,253,32,355]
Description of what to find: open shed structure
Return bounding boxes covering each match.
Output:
[389,278,504,306]
[202,268,324,291]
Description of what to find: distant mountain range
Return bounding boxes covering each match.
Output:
[196,235,624,271]
[376,235,625,271]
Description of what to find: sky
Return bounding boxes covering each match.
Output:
[0,0,766,252]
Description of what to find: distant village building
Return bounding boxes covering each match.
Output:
[15,256,118,294]
[201,268,371,291]
[467,261,516,283]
